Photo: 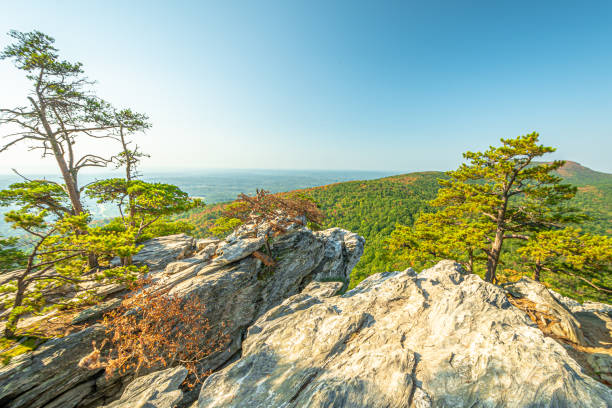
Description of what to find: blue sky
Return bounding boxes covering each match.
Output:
[0,0,611,173]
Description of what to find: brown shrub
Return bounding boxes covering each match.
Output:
[224,189,325,236]
[79,279,229,387]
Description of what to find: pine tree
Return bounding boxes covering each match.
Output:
[390,132,582,283]
[518,227,612,296]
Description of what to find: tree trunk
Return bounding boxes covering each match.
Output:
[485,228,504,283]
[534,263,542,282]
[48,131,98,268]
[121,255,133,266]
[36,103,83,216]
[4,280,25,338]
[35,94,97,268]
[466,250,474,273]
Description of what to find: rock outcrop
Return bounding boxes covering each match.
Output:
[504,277,587,345]
[197,261,612,407]
[101,366,188,408]
[0,325,106,408]
[505,277,612,387]
[0,225,365,408]
[112,233,196,270]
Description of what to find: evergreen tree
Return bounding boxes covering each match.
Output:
[0,182,142,337]
[0,30,151,267]
[518,227,612,296]
[390,133,582,283]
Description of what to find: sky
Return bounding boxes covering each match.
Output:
[0,0,611,174]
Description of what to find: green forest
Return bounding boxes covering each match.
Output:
[177,161,612,302]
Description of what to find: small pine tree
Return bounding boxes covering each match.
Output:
[518,227,612,296]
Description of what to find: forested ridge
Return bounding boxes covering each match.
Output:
[176,161,611,301]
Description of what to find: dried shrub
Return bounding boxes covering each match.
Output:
[252,250,276,267]
[222,189,324,236]
[79,279,228,387]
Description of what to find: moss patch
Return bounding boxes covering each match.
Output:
[0,336,46,365]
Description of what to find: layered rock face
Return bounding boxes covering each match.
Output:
[0,226,364,408]
[198,261,612,407]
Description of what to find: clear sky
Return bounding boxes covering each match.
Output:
[0,0,611,173]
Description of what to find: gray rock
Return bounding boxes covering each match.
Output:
[315,228,365,281]
[312,228,365,282]
[198,261,612,408]
[196,238,219,251]
[44,380,96,408]
[194,243,217,262]
[72,298,123,325]
[213,236,265,265]
[504,277,587,345]
[0,325,106,408]
[588,354,612,384]
[102,366,188,408]
[165,258,205,275]
[0,227,365,408]
[112,234,195,270]
[301,280,344,298]
[167,227,365,375]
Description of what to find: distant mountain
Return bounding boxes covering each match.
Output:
[550,161,612,236]
[176,161,611,301]
[552,160,612,184]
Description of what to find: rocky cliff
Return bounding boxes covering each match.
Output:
[0,224,364,408]
[1,226,611,408]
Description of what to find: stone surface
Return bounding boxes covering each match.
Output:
[504,278,612,387]
[168,226,366,375]
[198,261,612,408]
[72,299,123,325]
[165,258,206,275]
[101,366,187,408]
[194,243,217,262]
[0,325,106,408]
[196,238,219,252]
[312,228,365,282]
[504,277,587,345]
[212,236,265,265]
[111,234,195,270]
[0,226,364,408]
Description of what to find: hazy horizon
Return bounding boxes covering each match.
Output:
[0,160,609,177]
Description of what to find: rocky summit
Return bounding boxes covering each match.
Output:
[1,227,611,408]
[197,261,612,407]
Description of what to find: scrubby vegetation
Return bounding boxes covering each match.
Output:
[79,279,228,387]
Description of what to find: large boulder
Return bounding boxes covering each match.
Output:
[197,261,612,407]
[504,277,587,345]
[168,227,365,374]
[212,236,266,266]
[505,278,612,387]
